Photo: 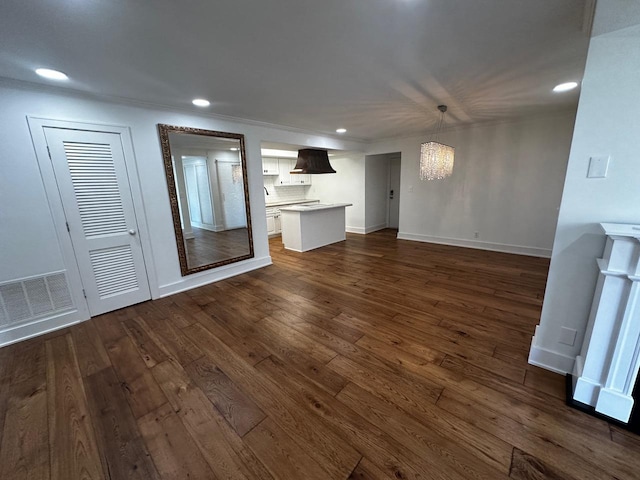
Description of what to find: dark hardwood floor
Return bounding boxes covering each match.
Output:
[1,229,638,479]
[185,227,250,267]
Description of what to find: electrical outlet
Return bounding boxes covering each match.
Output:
[559,327,578,346]
[474,232,479,239]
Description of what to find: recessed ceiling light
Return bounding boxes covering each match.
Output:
[35,68,68,81]
[553,82,578,93]
[230,147,239,151]
[336,128,347,134]
[192,98,210,107]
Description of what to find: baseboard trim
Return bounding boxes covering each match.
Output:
[347,224,387,235]
[156,255,272,298]
[0,309,89,347]
[397,232,552,258]
[528,343,576,374]
[364,223,387,234]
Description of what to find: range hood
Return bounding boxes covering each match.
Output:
[291,148,336,174]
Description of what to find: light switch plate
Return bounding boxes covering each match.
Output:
[587,156,610,178]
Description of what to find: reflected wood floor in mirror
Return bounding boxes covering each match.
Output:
[1,230,637,480]
[185,227,250,267]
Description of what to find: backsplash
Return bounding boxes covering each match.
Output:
[263,176,309,204]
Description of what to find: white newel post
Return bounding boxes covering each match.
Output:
[573,223,640,423]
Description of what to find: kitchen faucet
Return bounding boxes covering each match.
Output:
[264,186,269,196]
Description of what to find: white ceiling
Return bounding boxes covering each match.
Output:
[0,0,591,140]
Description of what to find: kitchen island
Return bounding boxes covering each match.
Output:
[279,203,352,252]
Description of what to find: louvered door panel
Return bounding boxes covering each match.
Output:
[44,128,150,316]
[90,246,139,298]
[64,142,129,237]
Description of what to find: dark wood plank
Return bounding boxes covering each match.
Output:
[183,323,363,479]
[141,314,203,367]
[191,308,272,366]
[0,374,49,480]
[136,403,216,479]
[70,320,111,377]
[523,366,566,400]
[327,354,443,410]
[336,382,510,480]
[356,334,445,367]
[46,334,105,480]
[151,359,266,480]
[0,346,12,436]
[8,341,46,385]
[103,336,167,419]
[84,367,160,480]
[92,311,128,345]
[243,417,332,480]
[254,352,449,479]
[184,356,266,437]
[348,458,395,479]
[610,425,640,450]
[122,316,168,368]
[337,381,512,475]
[509,448,574,480]
[436,390,616,480]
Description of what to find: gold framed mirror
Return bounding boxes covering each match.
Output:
[158,124,254,276]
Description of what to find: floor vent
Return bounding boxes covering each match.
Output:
[0,272,74,328]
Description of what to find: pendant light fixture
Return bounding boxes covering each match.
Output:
[420,105,454,180]
[291,148,336,174]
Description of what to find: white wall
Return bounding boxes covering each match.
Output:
[0,81,364,343]
[365,153,394,232]
[367,112,576,257]
[306,154,366,233]
[529,6,640,373]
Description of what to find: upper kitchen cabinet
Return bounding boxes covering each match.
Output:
[277,158,311,186]
[262,157,279,175]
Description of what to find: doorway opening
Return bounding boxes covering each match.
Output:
[364,152,401,234]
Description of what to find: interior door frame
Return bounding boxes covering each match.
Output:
[27,117,158,316]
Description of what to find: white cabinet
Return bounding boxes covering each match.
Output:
[266,213,276,235]
[296,172,312,186]
[274,213,281,233]
[262,157,279,175]
[266,207,282,236]
[277,158,311,186]
[277,158,293,185]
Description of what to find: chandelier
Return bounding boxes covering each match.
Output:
[420,105,454,180]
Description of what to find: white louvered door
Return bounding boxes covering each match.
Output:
[43,127,150,316]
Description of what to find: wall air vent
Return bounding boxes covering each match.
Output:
[0,271,74,328]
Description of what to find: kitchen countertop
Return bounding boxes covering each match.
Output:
[279,203,352,212]
[265,199,319,207]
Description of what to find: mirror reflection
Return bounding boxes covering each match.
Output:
[158,125,253,276]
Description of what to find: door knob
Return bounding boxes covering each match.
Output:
[128,229,137,235]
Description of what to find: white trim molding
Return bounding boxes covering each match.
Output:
[347,224,388,235]
[157,255,272,298]
[529,332,577,374]
[0,309,88,347]
[397,232,552,258]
